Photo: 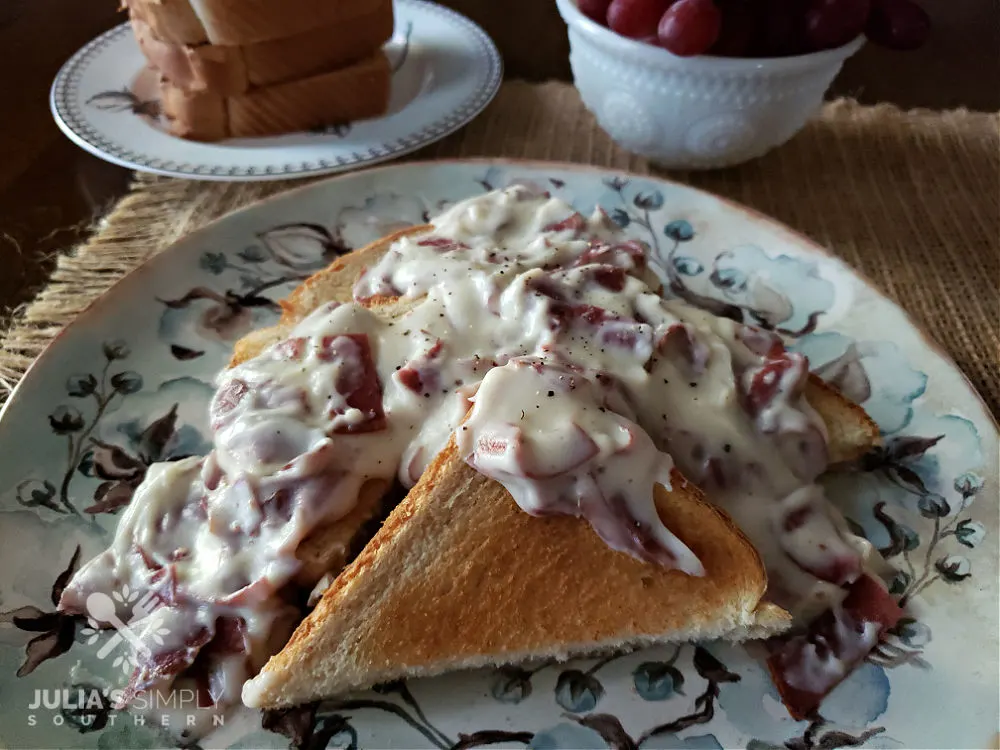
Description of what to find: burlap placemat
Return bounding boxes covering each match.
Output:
[2,81,998,417]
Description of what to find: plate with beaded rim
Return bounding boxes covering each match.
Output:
[0,160,996,750]
[48,0,503,181]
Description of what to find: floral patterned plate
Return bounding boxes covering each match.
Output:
[49,0,502,181]
[0,161,996,750]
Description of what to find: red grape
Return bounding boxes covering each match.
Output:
[804,0,869,51]
[578,0,613,24]
[607,0,675,40]
[866,0,930,50]
[657,0,722,56]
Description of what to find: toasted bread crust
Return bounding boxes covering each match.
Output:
[244,441,790,707]
[804,377,880,464]
[159,51,391,141]
[229,226,431,368]
[131,0,393,95]
[125,0,387,46]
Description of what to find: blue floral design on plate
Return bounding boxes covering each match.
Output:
[530,722,607,750]
[792,332,928,434]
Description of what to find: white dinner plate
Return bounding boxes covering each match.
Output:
[49,1,502,181]
[0,161,996,749]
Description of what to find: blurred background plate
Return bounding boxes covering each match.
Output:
[48,0,503,181]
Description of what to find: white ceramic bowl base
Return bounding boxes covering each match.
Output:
[555,0,863,170]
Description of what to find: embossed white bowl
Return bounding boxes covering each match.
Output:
[555,0,864,169]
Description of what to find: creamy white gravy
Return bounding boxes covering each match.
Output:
[60,186,875,713]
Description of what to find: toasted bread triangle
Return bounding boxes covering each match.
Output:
[243,440,790,707]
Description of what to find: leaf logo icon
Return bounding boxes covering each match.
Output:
[151,627,170,647]
[81,621,102,646]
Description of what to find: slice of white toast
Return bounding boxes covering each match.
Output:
[158,51,391,141]
[124,0,385,46]
[224,226,880,708]
[130,0,392,95]
[242,439,791,708]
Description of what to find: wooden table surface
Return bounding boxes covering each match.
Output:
[1,0,997,318]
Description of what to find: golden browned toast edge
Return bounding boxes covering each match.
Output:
[159,50,391,141]
[228,226,430,368]
[243,440,791,708]
[127,0,390,46]
[804,377,880,464]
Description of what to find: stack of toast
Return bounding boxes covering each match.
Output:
[124,0,394,140]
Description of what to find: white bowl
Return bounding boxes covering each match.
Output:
[555,0,864,169]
